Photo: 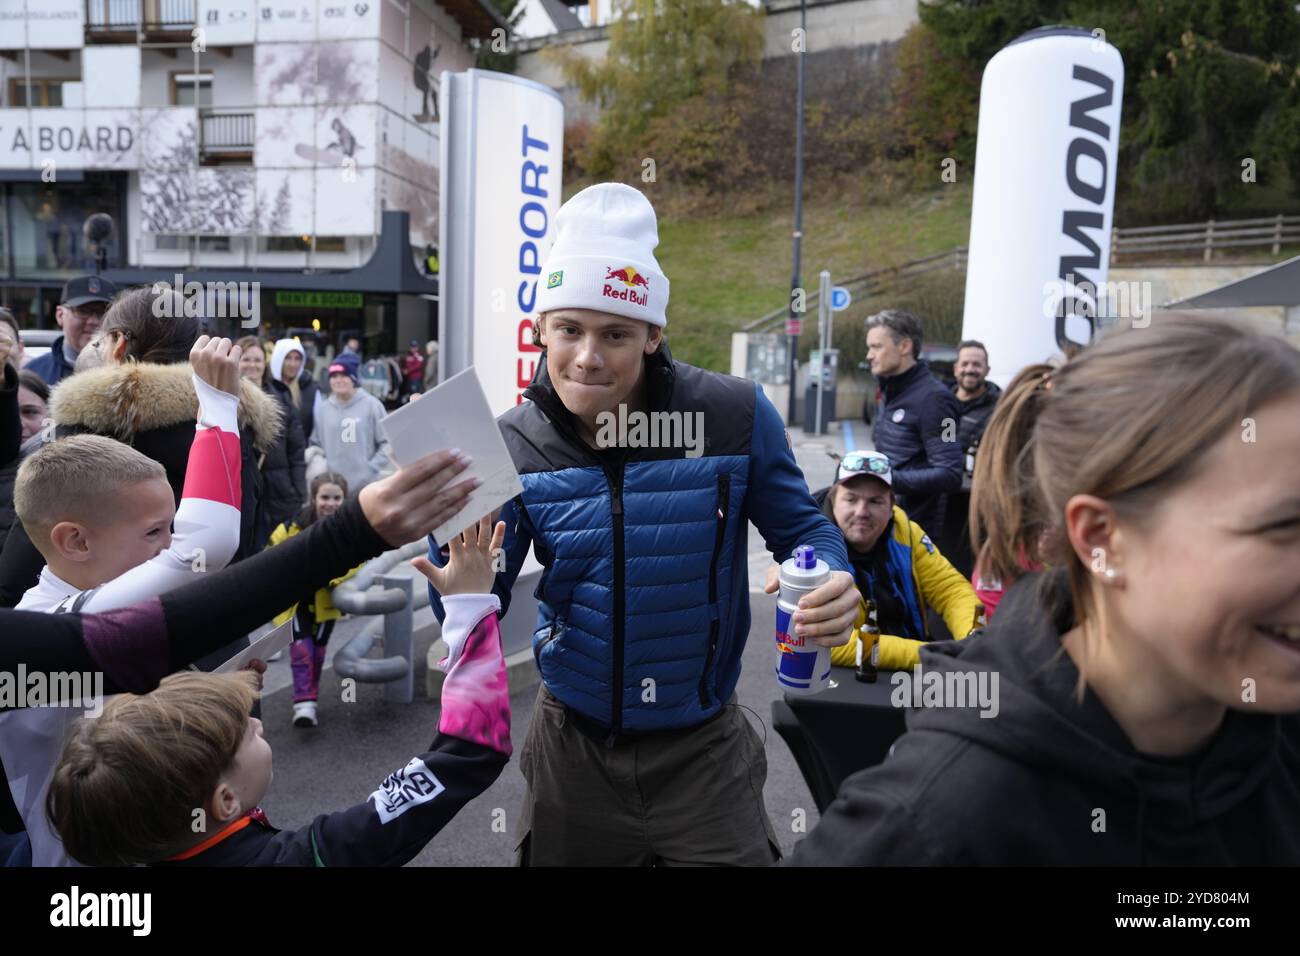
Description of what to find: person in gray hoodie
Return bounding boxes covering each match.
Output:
[308,350,392,496]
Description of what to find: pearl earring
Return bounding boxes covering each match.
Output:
[1104,568,1117,582]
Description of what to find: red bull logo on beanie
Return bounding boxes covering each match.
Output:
[603,265,650,307]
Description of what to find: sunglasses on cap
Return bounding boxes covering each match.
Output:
[839,452,891,476]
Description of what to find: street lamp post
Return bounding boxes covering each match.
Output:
[786,0,807,426]
[83,213,114,276]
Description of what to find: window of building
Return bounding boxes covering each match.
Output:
[9,79,74,108]
[262,236,347,253]
[153,235,232,252]
[171,73,214,107]
[6,176,124,278]
[264,236,310,253]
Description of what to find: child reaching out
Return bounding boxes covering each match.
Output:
[47,514,511,867]
[265,473,358,729]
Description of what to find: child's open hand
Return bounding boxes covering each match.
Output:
[411,513,505,597]
[190,334,243,396]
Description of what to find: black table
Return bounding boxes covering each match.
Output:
[774,666,908,813]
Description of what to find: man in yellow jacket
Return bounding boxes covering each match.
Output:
[814,451,981,671]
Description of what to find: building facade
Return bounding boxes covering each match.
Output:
[0,0,502,356]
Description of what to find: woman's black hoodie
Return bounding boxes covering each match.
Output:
[789,572,1300,865]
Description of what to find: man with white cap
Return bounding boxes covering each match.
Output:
[423,183,859,865]
[810,450,981,672]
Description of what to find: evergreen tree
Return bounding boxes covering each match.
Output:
[908,0,1300,220]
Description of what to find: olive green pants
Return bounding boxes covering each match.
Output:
[515,685,783,866]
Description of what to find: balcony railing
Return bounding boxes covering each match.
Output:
[199,109,254,161]
[86,0,196,34]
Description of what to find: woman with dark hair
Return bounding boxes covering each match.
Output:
[0,287,282,606]
[237,335,306,549]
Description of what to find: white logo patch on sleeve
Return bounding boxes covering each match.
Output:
[369,756,446,824]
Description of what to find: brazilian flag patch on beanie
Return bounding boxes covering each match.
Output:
[547,270,563,289]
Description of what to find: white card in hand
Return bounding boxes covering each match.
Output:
[379,367,524,545]
[215,620,293,674]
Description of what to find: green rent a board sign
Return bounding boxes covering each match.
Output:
[274,291,364,309]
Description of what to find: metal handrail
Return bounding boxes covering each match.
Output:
[1112,213,1300,262]
[742,246,969,335]
[330,540,431,703]
[332,540,427,615]
[1112,214,1300,236]
[740,212,1297,334]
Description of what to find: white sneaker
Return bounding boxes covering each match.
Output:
[292,701,318,727]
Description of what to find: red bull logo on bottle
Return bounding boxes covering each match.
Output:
[775,545,832,694]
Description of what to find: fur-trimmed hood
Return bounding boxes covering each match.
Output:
[49,361,283,453]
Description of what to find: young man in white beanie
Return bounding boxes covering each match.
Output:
[425,183,858,865]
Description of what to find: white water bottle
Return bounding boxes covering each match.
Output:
[775,544,832,695]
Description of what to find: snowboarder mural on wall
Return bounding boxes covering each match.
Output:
[413,44,441,124]
[294,117,362,166]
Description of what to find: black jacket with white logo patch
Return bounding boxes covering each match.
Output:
[154,736,506,867]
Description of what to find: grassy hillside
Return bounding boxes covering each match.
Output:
[650,181,974,371]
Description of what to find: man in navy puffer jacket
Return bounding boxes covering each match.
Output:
[866,309,962,542]
[426,184,857,866]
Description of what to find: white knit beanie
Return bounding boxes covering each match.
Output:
[535,183,669,328]
[269,337,305,383]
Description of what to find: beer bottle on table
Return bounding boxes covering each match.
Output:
[855,597,880,684]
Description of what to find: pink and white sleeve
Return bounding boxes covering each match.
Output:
[436,593,511,757]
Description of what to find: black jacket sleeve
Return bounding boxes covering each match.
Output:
[245,735,507,866]
[286,403,307,503]
[786,779,941,866]
[0,496,392,701]
[0,518,45,608]
[157,494,389,671]
[1,363,20,468]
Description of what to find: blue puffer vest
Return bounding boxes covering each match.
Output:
[428,343,849,736]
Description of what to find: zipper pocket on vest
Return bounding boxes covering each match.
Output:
[698,472,730,707]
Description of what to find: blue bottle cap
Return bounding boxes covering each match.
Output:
[794,545,815,570]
